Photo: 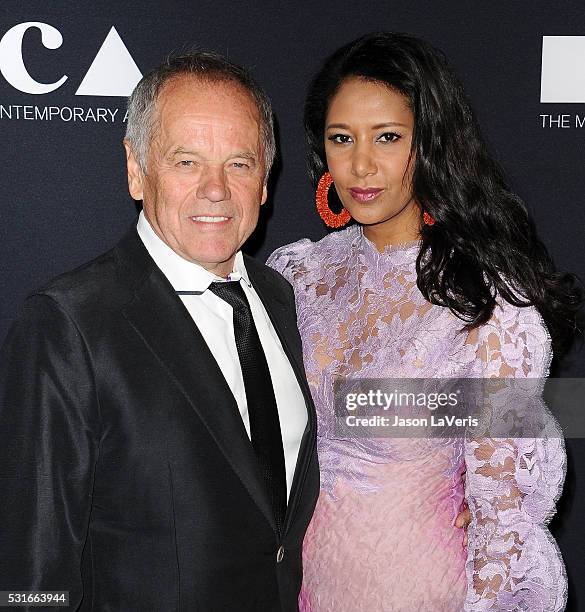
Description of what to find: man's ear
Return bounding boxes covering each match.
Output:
[123,139,144,201]
[260,184,268,206]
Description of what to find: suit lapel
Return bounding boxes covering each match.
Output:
[121,246,276,533]
[245,257,317,533]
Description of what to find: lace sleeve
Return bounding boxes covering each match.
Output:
[464,304,567,611]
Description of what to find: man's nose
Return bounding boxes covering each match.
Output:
[351,146,377,178]
[196,165,230,202]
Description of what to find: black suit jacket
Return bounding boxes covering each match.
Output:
[0,226,319,611]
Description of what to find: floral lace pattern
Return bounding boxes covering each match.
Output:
[267,225,566,611]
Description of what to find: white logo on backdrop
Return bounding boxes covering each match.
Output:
[76,27,142,96]
[0,22,142,97]
[0,22,67,94]
[541,36,585,103]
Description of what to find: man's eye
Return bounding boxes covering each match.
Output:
[178,160,195,167]
[231,161,250,169]
[327,134,352,144]
[378,132,401,143]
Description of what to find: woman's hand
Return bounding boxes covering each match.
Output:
[455,503,471,546]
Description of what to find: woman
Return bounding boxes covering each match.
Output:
[267,32,580,611]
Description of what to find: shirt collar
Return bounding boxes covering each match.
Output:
[136,210,251,292]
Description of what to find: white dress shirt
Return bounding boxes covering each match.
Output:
[137,211,307,500]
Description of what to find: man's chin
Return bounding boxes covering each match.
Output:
[187,251,238,277]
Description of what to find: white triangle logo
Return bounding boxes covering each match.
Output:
[76,26,142,96]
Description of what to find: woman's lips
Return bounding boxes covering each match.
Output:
[348,187,384,202]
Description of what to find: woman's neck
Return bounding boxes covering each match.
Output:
[362,201,421,252]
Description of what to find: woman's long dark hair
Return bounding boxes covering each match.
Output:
[304,31,582,357]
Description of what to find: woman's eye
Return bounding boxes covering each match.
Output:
[378,132,401,143]
[231,162,250,169]
[328,134,352,144]
[178,160,195,167]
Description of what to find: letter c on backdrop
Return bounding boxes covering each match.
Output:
[0,22,68,94]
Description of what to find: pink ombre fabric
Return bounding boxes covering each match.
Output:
[267,225,566,612]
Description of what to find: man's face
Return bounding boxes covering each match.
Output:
[125,76,268,277]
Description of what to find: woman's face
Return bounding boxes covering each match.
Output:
[324,77,420,246]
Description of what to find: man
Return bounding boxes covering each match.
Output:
[0,52,318,611]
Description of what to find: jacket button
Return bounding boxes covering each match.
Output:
[276,545,285,563]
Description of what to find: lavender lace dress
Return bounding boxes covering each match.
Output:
[267,225,566,612]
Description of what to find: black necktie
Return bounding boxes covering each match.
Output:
[208,281,287,534]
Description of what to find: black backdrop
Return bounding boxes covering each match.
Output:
[1,1,584,608]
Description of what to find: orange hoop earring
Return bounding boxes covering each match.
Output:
[315,172,351,228]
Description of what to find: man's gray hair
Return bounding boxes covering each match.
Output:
[125,51,276,181]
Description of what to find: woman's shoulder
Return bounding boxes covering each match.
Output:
[265,238,314,277]
[266,226,357,282]
[472,298,552,377]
